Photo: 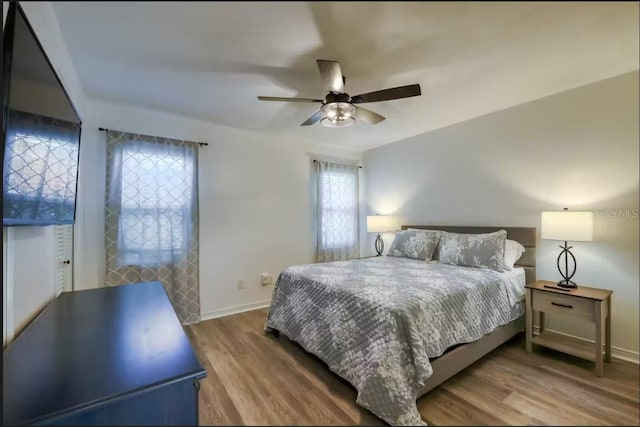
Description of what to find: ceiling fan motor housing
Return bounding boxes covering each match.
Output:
[325,92,349,102]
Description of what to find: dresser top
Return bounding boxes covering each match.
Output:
[3,282,206,425]
[526,280,612,300]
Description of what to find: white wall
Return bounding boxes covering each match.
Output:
[76,98,362,319]
[3,1,87,343]
[363,71,639,360]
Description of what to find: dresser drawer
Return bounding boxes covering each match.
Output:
[532,290,595,322]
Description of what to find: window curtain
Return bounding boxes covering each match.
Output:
[3,109,80,223]
[105,130,200,325]
[314,160,360,262]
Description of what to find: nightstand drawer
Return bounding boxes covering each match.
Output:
[531,290,595,321]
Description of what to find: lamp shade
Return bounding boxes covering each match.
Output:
[366,215,396,233]
[541,211,593,242]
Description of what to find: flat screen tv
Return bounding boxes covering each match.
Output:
[2,2,82,226]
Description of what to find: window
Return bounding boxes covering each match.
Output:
[116,145,194,266]
[314,160,360,262]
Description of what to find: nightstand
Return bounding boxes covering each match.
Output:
[525,280,612,376]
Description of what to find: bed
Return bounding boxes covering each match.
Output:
[265,226,536,426]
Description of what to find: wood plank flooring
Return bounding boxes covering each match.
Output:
[187,308,639,426]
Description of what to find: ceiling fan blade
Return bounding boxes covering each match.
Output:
[258,96,323,103]
[355,106,385,125]
[351,84,421,104]
[300,110,322,126]
[316,60,344,93]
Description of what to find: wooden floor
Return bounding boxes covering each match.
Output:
[187,308,640,426]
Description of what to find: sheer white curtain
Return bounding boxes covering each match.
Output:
[314,160,360,262]
[105,130,200,325]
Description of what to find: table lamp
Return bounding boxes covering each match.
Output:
[366,215,396,256]
[541,208,593,288]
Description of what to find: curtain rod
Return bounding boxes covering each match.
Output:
[97,127,208,147]
[313,159,362,169]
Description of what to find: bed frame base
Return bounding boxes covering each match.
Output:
[418,315,524,396]
[267,317,523,398]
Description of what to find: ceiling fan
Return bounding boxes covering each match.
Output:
[258,60,421,128]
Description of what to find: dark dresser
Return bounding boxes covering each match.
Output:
[3,282,206,426]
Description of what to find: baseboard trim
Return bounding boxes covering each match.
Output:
[200,300,271,321]
[612,346,640,365]
[533,326,639,364]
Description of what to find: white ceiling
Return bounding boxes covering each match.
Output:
[52,1,639,151]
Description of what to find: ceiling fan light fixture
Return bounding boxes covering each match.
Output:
[321,102,355,127]
[321,116,355,128]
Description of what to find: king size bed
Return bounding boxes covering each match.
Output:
[265,226,536,426]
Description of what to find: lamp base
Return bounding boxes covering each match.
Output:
[557,279,577,289]
[556,241,579,288]
[374,234,384,256]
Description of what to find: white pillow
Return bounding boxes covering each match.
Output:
[504,239,526,270]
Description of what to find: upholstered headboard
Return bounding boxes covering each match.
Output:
[401,225,536,284]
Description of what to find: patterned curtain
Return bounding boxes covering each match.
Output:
[314,160,360,262]
[3,110,80,224]
[105,130,200,324]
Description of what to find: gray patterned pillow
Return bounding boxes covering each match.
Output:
[439,230,507,272]
[409,228,443,262]
[387,230,441,261]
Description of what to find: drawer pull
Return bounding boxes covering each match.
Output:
[551,302,573,309]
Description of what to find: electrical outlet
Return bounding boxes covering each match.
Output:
[237,280,245,290]
[261,274,273,286]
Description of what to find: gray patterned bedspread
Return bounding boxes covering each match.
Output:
[265,256,524,426]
